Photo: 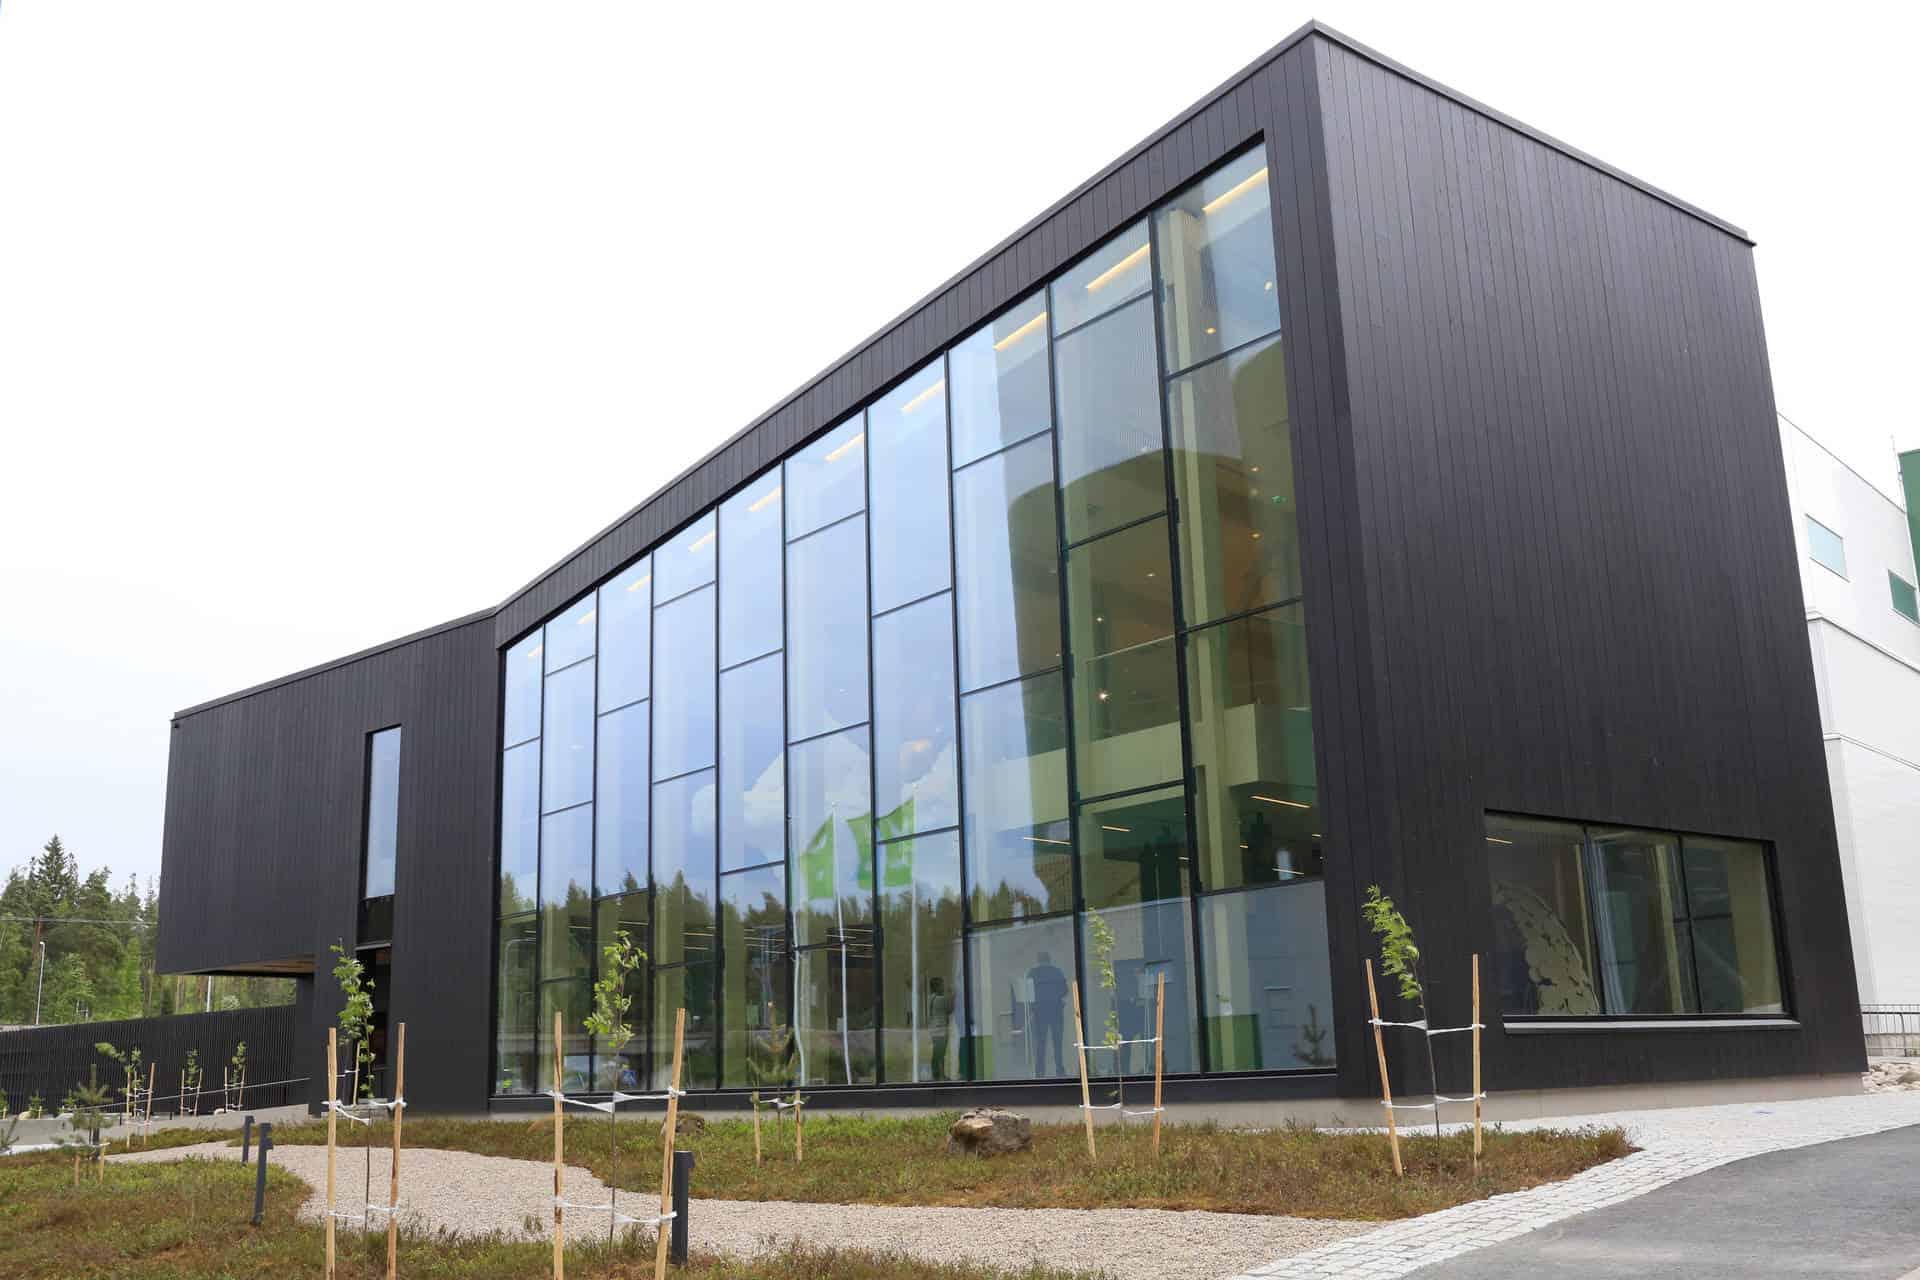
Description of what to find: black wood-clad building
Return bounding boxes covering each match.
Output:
[158,23,1864,1116]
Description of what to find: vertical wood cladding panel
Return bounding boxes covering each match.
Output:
[1311,39,1861,1093]
[159,616,498,1112]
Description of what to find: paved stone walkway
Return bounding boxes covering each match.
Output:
[1233,1090,1920,1279]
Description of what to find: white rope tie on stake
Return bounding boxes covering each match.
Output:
[1422,1023,1486,1037]
[1073,1036,1161,1051]
[1121,1106,1166,1118]
[1368,1017,1428,1030]
[544,1088,685,1115]
[553,1198,677,1228]
[326,1100,374,1126]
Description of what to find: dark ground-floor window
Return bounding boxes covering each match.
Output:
[1487,813,1786,1020]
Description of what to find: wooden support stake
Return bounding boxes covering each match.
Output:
[1070,979,1095,1161]
[794,1091,803,1163]
[1471,953,1483,1171]
[552,1010,565,1280]
[1152,972,1166,1159]
[143,1062,157,1145]
[751,1092,762,1166]
[386,1021,406,1280]
[1364,959,1403,1178]
[326,1027,338,1280]
[73,1152,79,1187]
[653,1008,686,1280]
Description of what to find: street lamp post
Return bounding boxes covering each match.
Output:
[34,940,48,1026]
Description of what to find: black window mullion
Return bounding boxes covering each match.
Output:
[1674,835,1708,1016]
[1043,275,1092,1067]
[864,395,884,1084]
[711,515,725,1089]
[1148,211,1210,1074]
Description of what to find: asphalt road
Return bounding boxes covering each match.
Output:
[1415,1123,1920,1278]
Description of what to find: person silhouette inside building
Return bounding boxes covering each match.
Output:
[1027,951,1069,1076]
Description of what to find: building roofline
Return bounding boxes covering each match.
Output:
[1780,411,1910,517]
[171,608,496,721]
[178,20,1759,717]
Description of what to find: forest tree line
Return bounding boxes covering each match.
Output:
[0,835,293,1026]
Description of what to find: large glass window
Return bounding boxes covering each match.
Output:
[960,672,1071,922]
[652,769,716,967]
[869,360,952,613]
[721,479,785,668]
[652,587,716,780]
[1186,606,1318,893]
[656,511,717,602]
[1199,883,1335,1070]
[539,805,594,981]
[499,741,540,915]
[788,727,873,947]
[1487,814,1787,1020]
[1078,785,1190,910]
[593,893,648,1089]
[1683,838,1785,1015]
[598,559,652,712]
[950,291,1051,466]
[541,659,595,813]
[651,964,718,1092]
[1081,900,1198,1075]
[787,517,868,740]
[967,915,1076,1081]
[544,595,597,674]
[873,594,957,837]
[1052,222,1152,334]
[494,142,1341,1096]
[720,863,791,1087]
[362,726,402,901]
[539,980,591,1092]
[1589,828,1696,1016]
[953,434,1062,691]
[879,830,965,1083]
[1054,295,1165,544]
[720,655,785,871]
[594,700,649,897]
[1067,519,1181,797]
[1153,148,1281,373]
[495,915,539,1094]
[794,943,877,1086]
[1167,335,1299,624]
[1486,815,1601,1016]
[785,415,865,539]
[504,633,543,747]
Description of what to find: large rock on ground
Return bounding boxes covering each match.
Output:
[946,1107,1031,1156]
[674,1113,707,1139]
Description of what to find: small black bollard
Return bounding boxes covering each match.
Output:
[250,1122,273,1226]
[669,1148,694,1265]
[241,1115,254,1163]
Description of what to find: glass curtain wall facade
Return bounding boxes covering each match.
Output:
[493,144,1337,1095]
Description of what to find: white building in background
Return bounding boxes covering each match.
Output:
[1777,414,1920,1007]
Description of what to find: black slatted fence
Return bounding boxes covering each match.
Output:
[0,1005,298,1116]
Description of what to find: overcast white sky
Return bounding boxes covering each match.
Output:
[2,1,1915,894]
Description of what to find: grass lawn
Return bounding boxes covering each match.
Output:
[255,1111,1631,1220]
[0,1148,1097,1280]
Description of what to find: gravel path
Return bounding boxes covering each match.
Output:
[113,1141,1367,1279]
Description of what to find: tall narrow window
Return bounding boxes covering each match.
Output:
[360,726,401,943]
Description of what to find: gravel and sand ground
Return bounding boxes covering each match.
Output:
[113,1140,1369,1280]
